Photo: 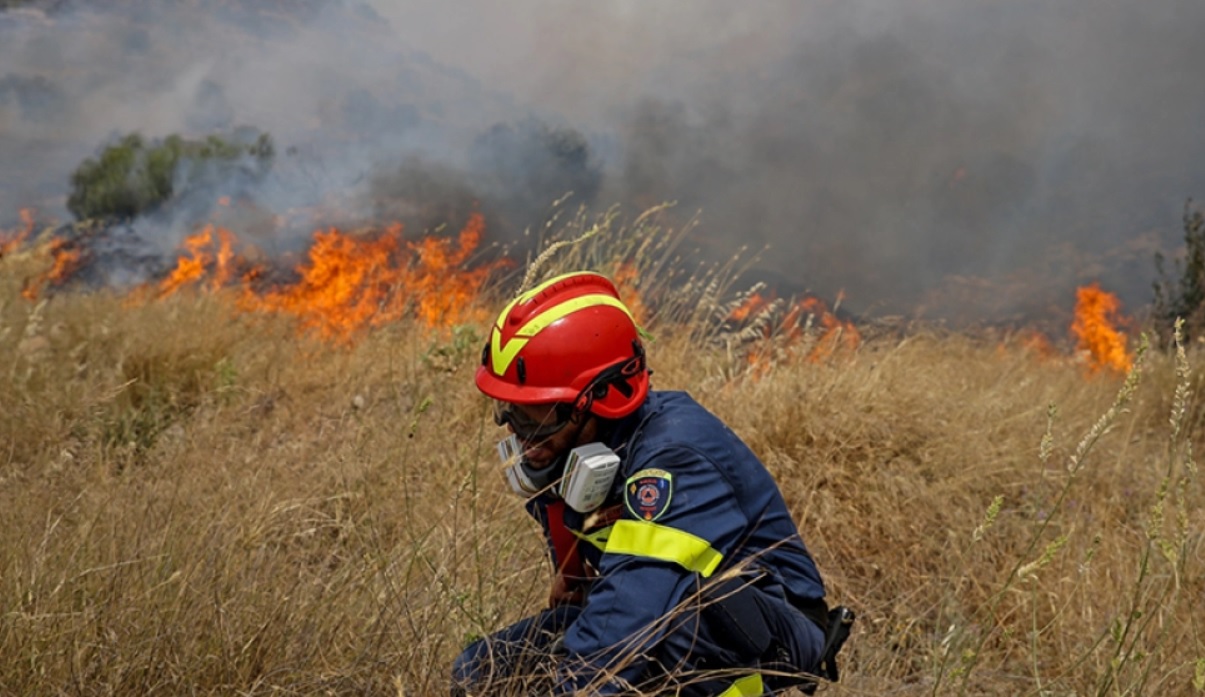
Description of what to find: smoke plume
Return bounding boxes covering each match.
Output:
[2,0,1203,323]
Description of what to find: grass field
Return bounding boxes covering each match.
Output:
[1,212,1203,695]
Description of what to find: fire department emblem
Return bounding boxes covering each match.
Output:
[625,468,673,522]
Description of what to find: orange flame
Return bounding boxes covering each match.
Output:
[158,224,238,295]
[728,291,861,373]
[242,225,404,339]
[8,209,88,301]
[1071,283,1132,374]
[21,237,83,301]
[729,292,770,323]
[1,208,36,259]
[610,261,649,326]
[792,295,861,362]
[1018,329,1058,360]
[407,214,500,328]
[150,212,506,342]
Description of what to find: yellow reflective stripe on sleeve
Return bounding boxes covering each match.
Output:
[605,519,724,577]
[489,293,634,376]
[571,525,611,553]
[718,673,764,696]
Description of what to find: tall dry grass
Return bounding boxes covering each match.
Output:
[1,214,1203,696]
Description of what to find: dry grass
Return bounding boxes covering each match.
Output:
[2,224,1203,696]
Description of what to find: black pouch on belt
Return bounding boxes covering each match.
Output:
[816,606,855,682]
[699,576,774,661]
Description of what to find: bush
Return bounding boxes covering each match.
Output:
[66,129,275,221]
[468,118,603,235]
[1153,199,1205,343]
[470,119,601,203]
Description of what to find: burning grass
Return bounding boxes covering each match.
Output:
[1,214,1203,696]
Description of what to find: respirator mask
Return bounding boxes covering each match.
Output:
[496,433,620,513]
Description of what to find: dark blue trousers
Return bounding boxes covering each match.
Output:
[451,577,825,696]
[451,604,578,695]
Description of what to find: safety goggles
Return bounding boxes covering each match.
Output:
[492,400,576,441]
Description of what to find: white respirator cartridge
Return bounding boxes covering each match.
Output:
[557,442,621,513]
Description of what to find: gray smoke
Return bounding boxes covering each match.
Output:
[3,0,1204,323]
[0,1,531,254]
[374,0,1205,322]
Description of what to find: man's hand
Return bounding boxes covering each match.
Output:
[549,572,586,607]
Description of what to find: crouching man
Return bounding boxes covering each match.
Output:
[452,271,852,696]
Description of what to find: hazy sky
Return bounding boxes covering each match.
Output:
[2,0,1203,323]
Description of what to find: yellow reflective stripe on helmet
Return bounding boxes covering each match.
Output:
[488,273,578,338]
[490,293,634,376]
[604,519,724,577]
[513,272,585,305]
[718,673,763,697]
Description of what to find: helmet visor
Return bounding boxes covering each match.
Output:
[492,400,575,441]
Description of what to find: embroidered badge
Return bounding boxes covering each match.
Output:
[625,468,673,522]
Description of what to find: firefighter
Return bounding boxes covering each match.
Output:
[452,271,851,696]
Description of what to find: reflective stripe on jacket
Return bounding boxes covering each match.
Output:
[525,390,826,694]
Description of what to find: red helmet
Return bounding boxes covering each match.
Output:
[476,271,649,419]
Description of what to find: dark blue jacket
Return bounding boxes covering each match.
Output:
[525,390,826,693]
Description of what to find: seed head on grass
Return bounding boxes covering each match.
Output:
[1016,534,1070,582]
[972,494,1004,543]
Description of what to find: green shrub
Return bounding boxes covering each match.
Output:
[1153,199,1205,343]
[66,129,275,221]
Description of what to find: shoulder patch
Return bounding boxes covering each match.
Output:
[625,468,673,522]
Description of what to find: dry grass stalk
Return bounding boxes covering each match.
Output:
[1,213,1203,696]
